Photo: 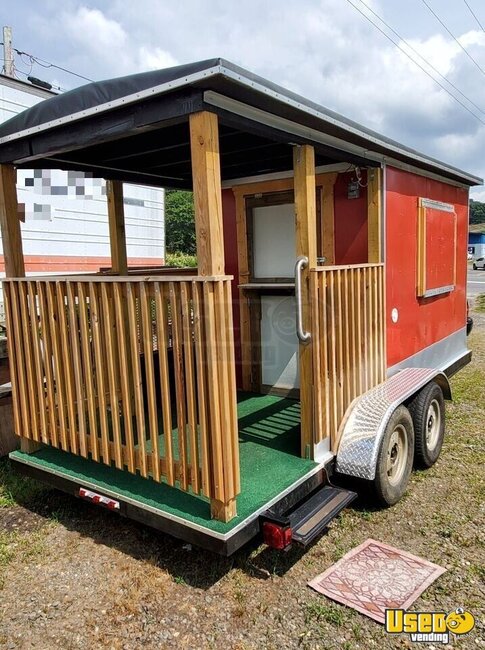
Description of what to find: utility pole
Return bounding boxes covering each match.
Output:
[3,26,14,78]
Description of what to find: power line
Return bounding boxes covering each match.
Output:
[343,0,485,126]
[421,0,485,77]
[0,42,93,83]
[355,0,485,117]
[463,0,485,33]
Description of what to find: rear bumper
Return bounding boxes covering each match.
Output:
[10,453,329,555]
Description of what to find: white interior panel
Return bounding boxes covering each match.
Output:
[261,295,299,389]
[253,203,295,278]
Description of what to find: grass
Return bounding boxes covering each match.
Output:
[305,600,348,626]
[475,292,485,313]
[0,458,48,507]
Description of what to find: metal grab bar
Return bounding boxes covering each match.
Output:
[295,256,311,343]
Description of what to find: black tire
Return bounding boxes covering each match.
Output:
[373,405,414,506]
[472,264,477,270]
[408,382,445,469]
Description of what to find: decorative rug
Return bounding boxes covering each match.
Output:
[308,539,446,624]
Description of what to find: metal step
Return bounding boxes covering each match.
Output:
[289,485,357,547]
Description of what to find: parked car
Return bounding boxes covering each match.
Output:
[472,257,485,270]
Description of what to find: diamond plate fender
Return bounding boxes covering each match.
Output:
[335,368,451,481]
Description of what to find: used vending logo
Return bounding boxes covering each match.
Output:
[385,607,475,644]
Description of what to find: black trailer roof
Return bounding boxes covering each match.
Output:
[0,58,481,188]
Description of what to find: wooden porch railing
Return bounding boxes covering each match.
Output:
[3,274,240,518]
[310,264,386,449]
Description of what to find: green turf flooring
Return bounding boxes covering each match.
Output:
[10,393,317,534]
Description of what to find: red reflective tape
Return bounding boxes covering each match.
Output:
[78,488,120,510]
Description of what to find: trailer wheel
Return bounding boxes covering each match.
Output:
[373,406,414,506]
[408,382,445,468]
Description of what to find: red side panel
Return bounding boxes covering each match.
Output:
[385,166,469,368]
[334,171,368,265]
[221,189,242,388]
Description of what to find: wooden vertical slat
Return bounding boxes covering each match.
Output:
[192,281,211,497]
[56,282,78,454]
[328,271,338,445]
[349,270,357,401]
[362,268,369,392]
[311,272,323,443]
[139,282,160,482]
[113,283,136,473]
[28,283,48,444]
[380,267,387,381]
[46,282,69,451]
[224,280,240,494]
[154,283,174,485]
[215,280,234,499]
[370,267,379,386]
[126,283,147,477]
[77,282,99,462]
[321,273,331,441]
[2,284,22,438]
[343,269,352,406]
[336,269,345,427]
[18,283,40,442]
[65,283,87,457]
[89,282,110,464]
[37,283,58,447]
[180,282,200,493]
[169,281,188,489]
[100,283,123,469]
[203,281,227,515]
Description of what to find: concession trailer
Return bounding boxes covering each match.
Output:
[0,59,480,554]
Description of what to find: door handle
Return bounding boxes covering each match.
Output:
[295,256,311,343]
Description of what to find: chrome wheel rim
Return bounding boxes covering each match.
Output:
[426,399,441,451]
[386,424,408,486]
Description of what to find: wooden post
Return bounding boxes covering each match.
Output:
[367,167,382,263]
[190,111,237,522]
[321,173,338,265]
[0,164,41,453]
[293,145,317,458]
[106,180,128,275]
[189,111,225,276]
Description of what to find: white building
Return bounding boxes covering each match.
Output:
[0,75,165,319]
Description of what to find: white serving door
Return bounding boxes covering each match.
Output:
[252,202,299,392]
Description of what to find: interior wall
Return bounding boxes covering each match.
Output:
[334,171,368,265]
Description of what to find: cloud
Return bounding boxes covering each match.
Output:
[59,6,177,78]
[12,0,485,192]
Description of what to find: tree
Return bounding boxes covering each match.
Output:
[165,190,196,254]
[470,199,485,225]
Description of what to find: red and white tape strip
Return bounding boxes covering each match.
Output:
[79,487,120,510]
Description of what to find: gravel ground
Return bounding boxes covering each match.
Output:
[0,305,484,649]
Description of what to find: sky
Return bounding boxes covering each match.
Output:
[2,0,485,198]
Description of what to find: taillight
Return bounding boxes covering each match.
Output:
[262,521,292,549]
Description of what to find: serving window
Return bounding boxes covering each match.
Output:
[417,198,456,298]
